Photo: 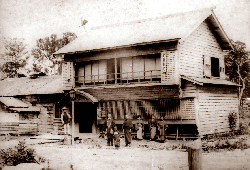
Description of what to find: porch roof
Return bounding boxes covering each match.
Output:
[181,75,241,86]
[0,97,29,108]
[0,97,40,112]
[54,7,231,55]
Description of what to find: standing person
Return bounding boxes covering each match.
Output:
[148,115,157,140]
[157,116,168,143]
[113,126,121,149]
[103,113,116,146]
[61,106,71,135]
[122,115,133,146]
[135,116,144,140]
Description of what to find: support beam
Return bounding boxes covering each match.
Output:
[71,101,75,145]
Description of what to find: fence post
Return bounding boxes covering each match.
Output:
[187,138,202,170]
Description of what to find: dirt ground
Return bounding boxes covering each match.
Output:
[1,134,250,170]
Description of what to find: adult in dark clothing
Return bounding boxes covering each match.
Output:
[148,115,157,140]
[103,114,116,146]
[157,116,168,143]
[122,115,133,146]
[113,126,121,149]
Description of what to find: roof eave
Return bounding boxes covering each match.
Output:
[210,11,234,50]
[53,38,180,56]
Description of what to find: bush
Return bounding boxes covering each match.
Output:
[0,141,36,166]
[239,122,249,135]
[228,112,238,131]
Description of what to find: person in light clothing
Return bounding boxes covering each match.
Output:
[61,106,71,135]
[135,116,144,140]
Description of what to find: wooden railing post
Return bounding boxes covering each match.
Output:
[187,138,202,170]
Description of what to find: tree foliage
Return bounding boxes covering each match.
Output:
[225,40,250,103]
[0,38,28,78]
[31,32,77,72]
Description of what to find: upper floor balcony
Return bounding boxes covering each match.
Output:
[75,69,161,86]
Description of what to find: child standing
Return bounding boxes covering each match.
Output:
[113,126,120,149]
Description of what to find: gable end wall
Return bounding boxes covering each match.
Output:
[178,21,224,78]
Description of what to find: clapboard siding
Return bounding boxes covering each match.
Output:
[197,86,238,135]
[82,85,179,101]
[178,21,224,78]
[181,80,197,98]
[180,98,196,119]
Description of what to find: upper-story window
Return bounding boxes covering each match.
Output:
[75,54,161,86]
[204,56,225,79]
[211,57,220,77]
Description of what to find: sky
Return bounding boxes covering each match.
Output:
[0,0,250,56]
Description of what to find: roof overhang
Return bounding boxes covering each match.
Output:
[54,8,214,56]
[181,75,241,87]
[0,97,41,112]
[205,11,233,50]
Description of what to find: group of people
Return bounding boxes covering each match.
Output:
[104,114,133,148]
[103,114,168,148]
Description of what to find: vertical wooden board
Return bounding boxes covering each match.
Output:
[117,101,124,119]
[219,58,226,79]
[85,62,92,82]
[133,56,144,79]
[121,57,133,79]
[77,65,85,83]
[99,60,107,82]
[124,101,131,118]
[107,101,112,115]
[112,101,117,119]
[92,61,99,76]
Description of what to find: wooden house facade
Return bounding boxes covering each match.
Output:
[0,75,66,135]
[52,8,239,137]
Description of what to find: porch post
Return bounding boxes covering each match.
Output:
[71,100,75,145]
[70,89,76,145]
[115,58,117,84]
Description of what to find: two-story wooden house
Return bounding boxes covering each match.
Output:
[54,8,240,138]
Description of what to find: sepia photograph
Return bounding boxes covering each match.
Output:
[0,0,250,169]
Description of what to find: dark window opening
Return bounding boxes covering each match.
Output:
[211,57,220,77]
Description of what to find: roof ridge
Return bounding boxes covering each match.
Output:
[91,6,216,30]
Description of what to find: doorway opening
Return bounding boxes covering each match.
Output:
[75,102,96,133]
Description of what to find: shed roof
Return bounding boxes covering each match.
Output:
[181,75,240,86]
[0,97,29,108]
[0,97,41,112]
[54,7,231,55]
[0,75,64,96]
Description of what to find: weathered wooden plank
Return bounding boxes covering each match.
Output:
[112,101,117,119]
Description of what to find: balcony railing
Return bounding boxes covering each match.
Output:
[75,70,161,86]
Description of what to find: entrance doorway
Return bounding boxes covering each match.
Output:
[75,102,96,133]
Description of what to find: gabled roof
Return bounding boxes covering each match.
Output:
[54,7,232,55]
[0,75,64,96]
[181,75,240,86]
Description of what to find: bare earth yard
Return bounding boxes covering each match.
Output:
[1,135,250,170]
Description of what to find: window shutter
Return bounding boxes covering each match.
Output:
[219,58,226,79]
[204,56,211,77]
